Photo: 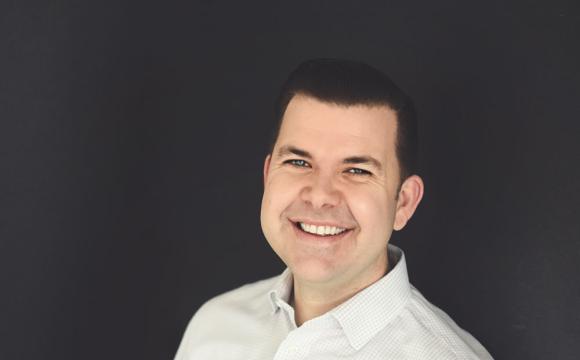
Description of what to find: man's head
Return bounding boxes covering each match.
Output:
[260,59,424,290]
[270,58,418,188]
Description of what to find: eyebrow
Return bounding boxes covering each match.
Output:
[276,145,383,171]
[343,155,383,171]
[277,145,313,159]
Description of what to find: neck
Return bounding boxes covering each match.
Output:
[291,256,388,326]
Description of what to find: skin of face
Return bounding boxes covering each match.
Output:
[260,94,423,297]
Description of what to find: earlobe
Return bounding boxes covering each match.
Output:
[393,175,424,231]
[263,154,272,186]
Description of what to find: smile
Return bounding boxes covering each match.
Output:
[291,220,353,238]
[298,222,347,236]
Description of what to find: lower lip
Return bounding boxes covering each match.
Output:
[291,222,352,243]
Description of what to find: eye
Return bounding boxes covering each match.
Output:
[346,168,372,176]
[284,159,311,168]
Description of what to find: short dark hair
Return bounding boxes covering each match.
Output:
[270,58,418,186]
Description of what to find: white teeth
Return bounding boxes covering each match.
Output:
[299,222,347,236]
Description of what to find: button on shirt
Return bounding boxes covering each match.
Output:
[174,245,493,359]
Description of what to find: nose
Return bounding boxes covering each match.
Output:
[299,171,341,209]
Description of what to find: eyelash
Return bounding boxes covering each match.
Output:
[346,168,372,176]
[283,159,372,176]
[285,159,311,168]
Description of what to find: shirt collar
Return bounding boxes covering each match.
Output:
[268,267,293,314]
[267,244,412,350]
[330,244,412,350]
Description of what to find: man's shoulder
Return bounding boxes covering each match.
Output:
[398,285,493,359]
[174,274,280,359]
[186,273,280,329]
[174,273,282,359]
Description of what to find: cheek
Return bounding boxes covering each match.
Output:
[261,172,301,222]
[347,186,394,230]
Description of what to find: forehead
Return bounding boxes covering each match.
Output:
[276,95,398,159]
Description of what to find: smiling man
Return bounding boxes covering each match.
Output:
[175,59,493,359]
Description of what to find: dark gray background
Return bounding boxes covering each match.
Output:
[1,0,579,359]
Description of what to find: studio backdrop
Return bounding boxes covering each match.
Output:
[1,1,579,359]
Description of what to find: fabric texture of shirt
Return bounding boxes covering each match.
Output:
[175,245,493,359]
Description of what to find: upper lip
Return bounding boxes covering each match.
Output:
[289,217,354,229]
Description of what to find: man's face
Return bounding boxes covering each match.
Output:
[260,94,411,289]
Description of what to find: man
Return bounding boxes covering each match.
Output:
[175,59,493,359]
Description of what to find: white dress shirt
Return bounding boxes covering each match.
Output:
[175,245,493,359]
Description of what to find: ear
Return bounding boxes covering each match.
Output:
[393,175,424,231]
[263,154,272,186]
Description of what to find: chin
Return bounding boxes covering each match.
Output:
[286,256,345,284]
